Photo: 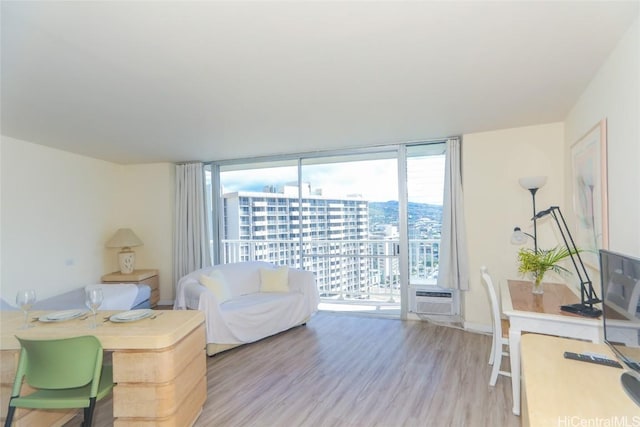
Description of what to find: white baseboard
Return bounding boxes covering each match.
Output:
[464,321,492,335]
[410,314,493,337]
[158,299,174,307]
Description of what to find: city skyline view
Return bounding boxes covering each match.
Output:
[206,152,446,307]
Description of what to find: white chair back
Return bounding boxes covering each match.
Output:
[480,265,511,387]
[481,266,502,339]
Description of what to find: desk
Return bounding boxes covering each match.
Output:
[521,334,639,425]
[0,310,206,426]
[502,280,602,416]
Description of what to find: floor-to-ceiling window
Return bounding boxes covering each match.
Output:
[215,160,298,265]
[206,142,446,318]
[300,151,399,314]
[405,144,446,286]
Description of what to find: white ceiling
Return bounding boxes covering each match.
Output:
[1,1,638,164]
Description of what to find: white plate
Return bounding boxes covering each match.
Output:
[109,309,154,323]
[39,309,86,322]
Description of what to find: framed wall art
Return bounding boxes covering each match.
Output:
[571,119,608,269]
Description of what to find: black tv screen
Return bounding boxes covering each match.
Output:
[600,249,640,406]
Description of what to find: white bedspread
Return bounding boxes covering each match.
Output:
[85,284,139,310]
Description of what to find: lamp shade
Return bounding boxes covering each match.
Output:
[518,176,547,190]
[105,228,143,249]
[510,227,528,245]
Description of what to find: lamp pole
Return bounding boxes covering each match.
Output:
[529,187,539,253]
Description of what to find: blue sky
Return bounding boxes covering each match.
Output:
[220,156,445,205]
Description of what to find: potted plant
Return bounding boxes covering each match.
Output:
[517,246,575,294]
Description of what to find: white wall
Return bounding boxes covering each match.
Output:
[0,138,3,297]
[1,136,121,300]
[115,163,175,304]
[565,16,639,258]
[462,123,565,327]
[0,136,176,305]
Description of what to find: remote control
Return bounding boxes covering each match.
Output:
[563,351,623,368]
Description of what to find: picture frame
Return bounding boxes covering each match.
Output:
[570,119,608,269]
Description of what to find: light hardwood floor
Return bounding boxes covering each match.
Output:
[81,312,519,427]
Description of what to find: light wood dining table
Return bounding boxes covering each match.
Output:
[501,280,602,416]
[0,309,206,426]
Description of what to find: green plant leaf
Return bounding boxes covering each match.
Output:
[517,246,579,281]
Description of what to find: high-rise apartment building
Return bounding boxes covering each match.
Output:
[222,184,371,296]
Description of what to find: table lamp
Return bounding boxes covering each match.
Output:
[106,228,143,274]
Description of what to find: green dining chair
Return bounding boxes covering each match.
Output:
[4,335,114,427]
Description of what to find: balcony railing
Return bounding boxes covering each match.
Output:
[219,238,440,305]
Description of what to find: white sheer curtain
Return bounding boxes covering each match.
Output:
[174,162,211,284]
[437,137,469,291]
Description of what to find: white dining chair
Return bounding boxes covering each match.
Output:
[480,266,511,386]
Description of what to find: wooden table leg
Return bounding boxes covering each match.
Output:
[112,324,206,426]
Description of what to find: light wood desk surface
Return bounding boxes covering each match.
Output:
[508,280,589,316]
[1,310,206,426]
[521,334,639,426]
[503,280,603,416]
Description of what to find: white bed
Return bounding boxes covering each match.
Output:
[2,284,151,311]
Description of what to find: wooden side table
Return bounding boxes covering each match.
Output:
[102,269,159,308]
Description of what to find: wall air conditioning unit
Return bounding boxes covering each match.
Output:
[409,285,459,316]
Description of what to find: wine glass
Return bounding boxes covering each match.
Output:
[85,287,103,329]
[16,289,37,329]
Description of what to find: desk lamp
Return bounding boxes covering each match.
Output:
[535,206,602,317]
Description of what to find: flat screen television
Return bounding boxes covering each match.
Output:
[600,249,640,407]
